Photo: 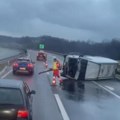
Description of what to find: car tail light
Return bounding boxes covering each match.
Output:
[28,63,33,68]
[17,109,29,118]
[52,80,56,84]
[13,63,19,67]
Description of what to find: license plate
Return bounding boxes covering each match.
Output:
[20,67,26,70]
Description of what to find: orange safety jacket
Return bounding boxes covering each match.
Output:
[53,61,61,70]
[53,61,58,70]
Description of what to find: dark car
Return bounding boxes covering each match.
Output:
[36,51,47,61]
[0,79,35,120]
[13,58,34,75]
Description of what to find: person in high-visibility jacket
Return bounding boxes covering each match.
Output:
[52,57,62,85]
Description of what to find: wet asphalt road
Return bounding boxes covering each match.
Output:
[2,50,120,120]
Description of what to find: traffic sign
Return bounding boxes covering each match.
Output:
[39,44,45,49]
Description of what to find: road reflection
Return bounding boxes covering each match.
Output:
[62,79,85,101]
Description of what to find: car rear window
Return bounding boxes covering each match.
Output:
[39,53,45,55]
[18,61,29,64]
[0,88,23,105]
[17,59,30,62]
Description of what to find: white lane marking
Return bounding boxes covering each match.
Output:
[93,81,120,100]
[46,72,50,75]
[54,94,70,120]
[1,69,12,79]
[105,85,114,91]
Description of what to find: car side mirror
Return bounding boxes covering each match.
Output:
[29,90,36,95]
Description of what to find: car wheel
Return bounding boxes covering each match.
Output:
[29,115,32,120]
[30,117,32,120]
[29,71,34,75]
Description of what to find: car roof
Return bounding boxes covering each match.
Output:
[17,58,30,60]
[38,50,45,53]
[17,58,31,62]
[0,79,23,89]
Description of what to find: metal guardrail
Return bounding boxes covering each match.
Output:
[45,50,64,56]
[45,50,82,57]
[0,51,26,76]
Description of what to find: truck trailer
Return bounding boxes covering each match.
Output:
[61,55,118,81]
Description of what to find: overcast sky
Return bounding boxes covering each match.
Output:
[0,0,120,41]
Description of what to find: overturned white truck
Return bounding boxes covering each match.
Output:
[61,55,118,80]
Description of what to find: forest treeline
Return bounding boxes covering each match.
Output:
[0,35,120,60]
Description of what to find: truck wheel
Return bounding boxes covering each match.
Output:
[29,116,33,120]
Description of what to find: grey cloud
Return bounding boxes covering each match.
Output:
[39,0,116,30]
[0,0,120,41]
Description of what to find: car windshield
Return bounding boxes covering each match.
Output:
[0,88,23,105]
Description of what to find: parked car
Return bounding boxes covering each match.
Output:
[0,79,35,120]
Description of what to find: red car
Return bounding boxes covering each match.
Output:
[13,58,34,75]
[36,51,47,61]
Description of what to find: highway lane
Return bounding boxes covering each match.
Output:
[92,80,120,96]
[55,81,120,120]
[47,52,120,120]
[2,50,120,120]
[2,50,63,120]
